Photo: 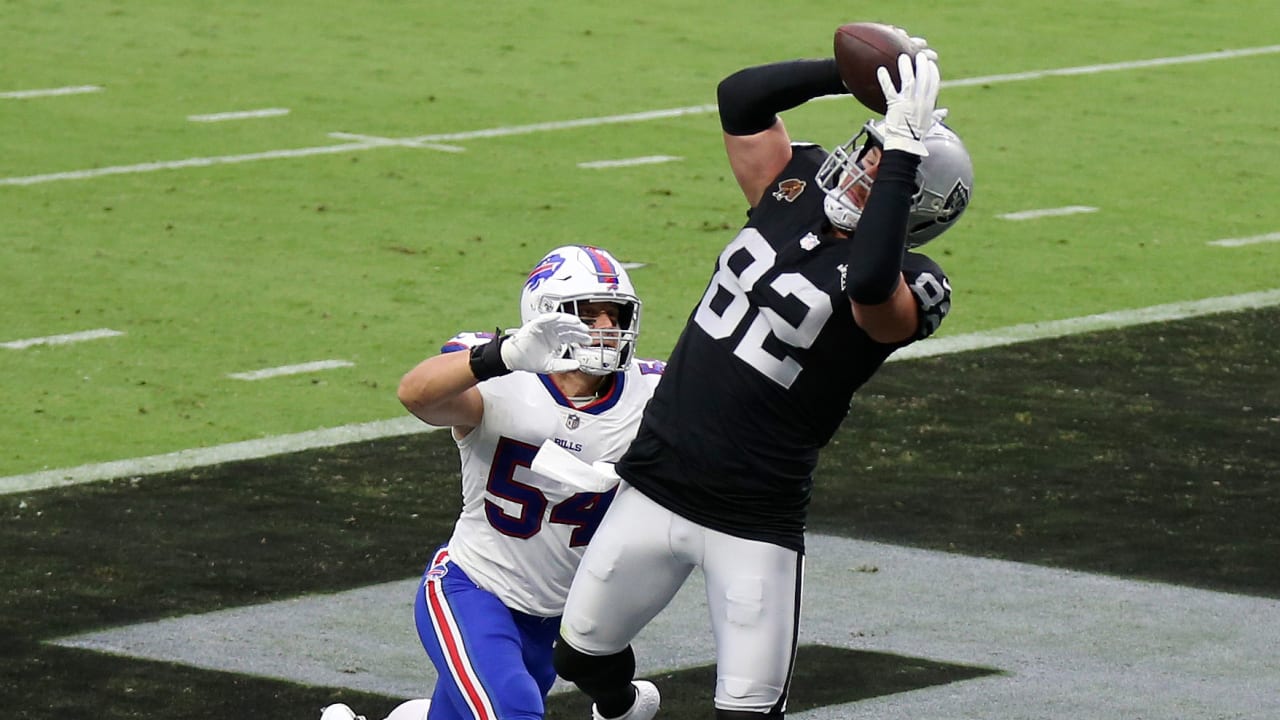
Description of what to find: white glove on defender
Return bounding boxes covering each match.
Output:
[499,312,591,374]
[877,51,940,157]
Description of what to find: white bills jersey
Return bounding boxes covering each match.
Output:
[441,334,665,617]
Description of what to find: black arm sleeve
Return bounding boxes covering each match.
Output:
[717,58,848,136]
[845,150,921,305]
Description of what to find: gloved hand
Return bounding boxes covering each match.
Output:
[499,312,591,374]
[889,26,938,64]
[876,51,940,156]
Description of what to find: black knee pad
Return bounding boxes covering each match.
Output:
[553,640,634,687]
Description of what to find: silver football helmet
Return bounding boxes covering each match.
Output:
[816,120,973,248]
[519,245,641,375]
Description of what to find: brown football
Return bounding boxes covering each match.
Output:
[834,22,913,114]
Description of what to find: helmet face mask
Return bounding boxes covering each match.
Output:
[816,120,974,248]
[520,245,641,375]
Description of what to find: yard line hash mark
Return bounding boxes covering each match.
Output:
[1209,231,1280,248]
[998,206,1098,221]
[1,328,124,350]
[578,155,682,169]
[1,85,102,100]
[188,108,290,122]
[4,44,1279,187]
[327,132,466,153]
[227,359,354,381]
[5,287,1278,495]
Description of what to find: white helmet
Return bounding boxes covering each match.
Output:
[816,120,973,248]
[519,245,641,375]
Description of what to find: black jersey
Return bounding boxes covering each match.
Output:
[617,144,952,551]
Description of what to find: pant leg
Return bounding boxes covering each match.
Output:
[415,547,550,720]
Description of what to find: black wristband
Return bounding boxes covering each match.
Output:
[469,333,512,381]
[845,150,922,305]
[717,58,848,136]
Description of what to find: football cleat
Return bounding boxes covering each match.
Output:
[591,680,660,720]
[319,703,365,720]
[384,698,433,720]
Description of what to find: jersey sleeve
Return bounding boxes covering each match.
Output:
[633,358,667,393]
[440,330,500,354]
[901,252,952,341]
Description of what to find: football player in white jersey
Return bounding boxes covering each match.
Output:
[323,245,664,720]
[553,34,973,720]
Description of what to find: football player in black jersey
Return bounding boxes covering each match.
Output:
[552,35,973,720]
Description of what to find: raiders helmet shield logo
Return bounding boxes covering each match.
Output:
[939,179,971,223]
[772,178,806,202]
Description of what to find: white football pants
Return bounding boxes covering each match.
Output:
[561,483,803,713]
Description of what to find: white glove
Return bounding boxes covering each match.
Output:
[876,51,940,156]
[889,26,939,64]
[499,312,590,374]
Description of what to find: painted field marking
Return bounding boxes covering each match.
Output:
[50,533,1280,719]
[328,132,467,153]
[1209,231,1280,247]
[893,288,1280,361]
[227,359,354,381]
[1,85,102,100]
[4,287,1278,495]
[578,155,682,169]
[5,44,1279,187]
[998,205,1098,221]
[1,328,124,350]
[0,416,429,495]
[187,108,290,123]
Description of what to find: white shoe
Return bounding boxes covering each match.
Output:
[591,680,660,720]
[320,703,366,720]
[384,698,433,720]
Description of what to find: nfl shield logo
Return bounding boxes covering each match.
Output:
[565,414,580,430]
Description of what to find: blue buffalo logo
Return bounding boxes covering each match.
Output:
[526,253,566,292]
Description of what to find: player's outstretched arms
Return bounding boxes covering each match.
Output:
[718,58,847,207]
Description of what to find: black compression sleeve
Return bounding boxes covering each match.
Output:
[717,58,848,136]
[845,150,921,305]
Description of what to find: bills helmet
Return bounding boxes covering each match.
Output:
[816,120,973,248]
[519,245,641,375]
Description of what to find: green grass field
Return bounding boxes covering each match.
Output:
[3,0,1278,477]
[2,2,1280,717]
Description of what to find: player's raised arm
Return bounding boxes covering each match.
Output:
[717,58,848,207]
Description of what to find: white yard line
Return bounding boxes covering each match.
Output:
[0,417,431,495]
[3,288,1278,495]
[327,132,467,153]
[4,44,1279,187]
[578,155,682,169]
[226,359,354,380]
[998,206,1098,221]
[1209,231,1280,248]
[1,85,102,99]
[187,108,290,122]
[1,328,124,350]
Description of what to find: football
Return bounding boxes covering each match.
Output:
[833,22,914,114]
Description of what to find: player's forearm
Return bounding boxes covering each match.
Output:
[845,149,920,305]
[397,351,479,418]
[717,59,847,136]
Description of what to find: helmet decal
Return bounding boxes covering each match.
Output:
[939,179,970,223]
[580,245,620,288]
[525,253,566,292]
